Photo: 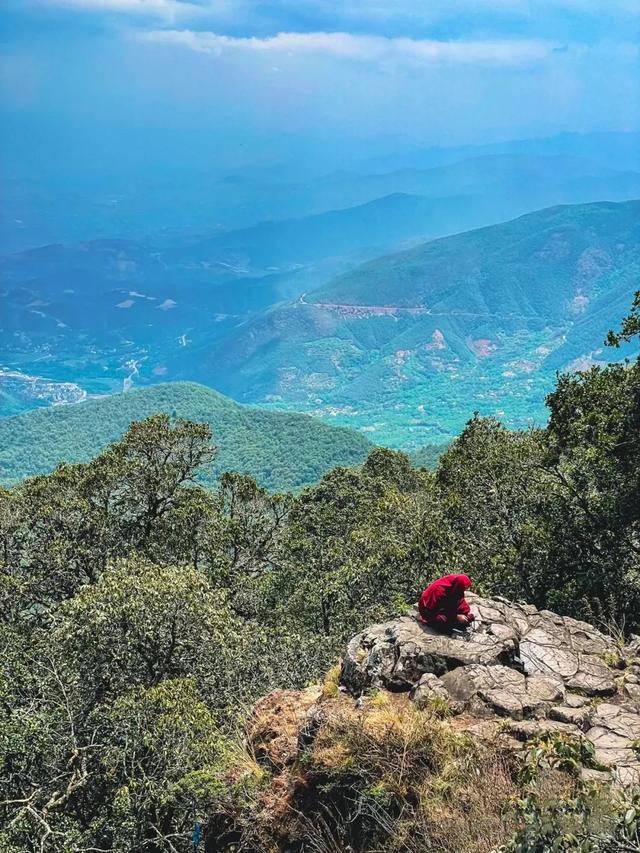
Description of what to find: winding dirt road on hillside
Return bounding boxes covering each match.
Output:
[298,293,543,321]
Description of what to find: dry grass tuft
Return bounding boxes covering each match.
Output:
[416,751,519,852]
[308,700,520,852]
[248,685,322,768]
[321,663,342,698]
[229,690,526,853]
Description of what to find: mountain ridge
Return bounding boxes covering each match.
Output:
[190,200,640,446]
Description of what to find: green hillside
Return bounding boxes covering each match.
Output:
[310,198,640,309]
[196,201,640,446]
[0,382,373,491]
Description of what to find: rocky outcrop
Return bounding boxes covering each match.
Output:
[342,594,617,696]
[342,610,515,695]
[341,593,640,786]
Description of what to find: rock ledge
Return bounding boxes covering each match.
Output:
[340,593,640,786]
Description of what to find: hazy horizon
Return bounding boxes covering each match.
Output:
[2,1,639,190]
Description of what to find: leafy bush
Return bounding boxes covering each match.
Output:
[499,733,640,852]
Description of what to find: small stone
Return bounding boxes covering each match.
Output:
[497,734,527,752]
[625,682,640,703]
[502,718,581,742]
[526,675,565,704]
[548,705,591,730]
[564,693,590,708]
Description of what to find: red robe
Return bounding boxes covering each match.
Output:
[418,573,475,629]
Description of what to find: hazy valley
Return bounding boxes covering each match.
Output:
[203,200,640,445]
[1,134,639,455]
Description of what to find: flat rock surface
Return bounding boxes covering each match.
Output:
[469,594,617,696]
[502,717,581,742]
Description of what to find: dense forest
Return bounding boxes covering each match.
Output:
[1,294,639,852]
[0,383,374,492]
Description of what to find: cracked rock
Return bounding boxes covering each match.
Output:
[341,614,513,693]
[342,594,616,697]
[439,664,563,719]
[586,703,640,787]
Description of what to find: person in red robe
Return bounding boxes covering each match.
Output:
[418,573,475,631]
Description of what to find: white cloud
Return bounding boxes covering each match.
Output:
[36,0,204,18]
[140,29,561,66]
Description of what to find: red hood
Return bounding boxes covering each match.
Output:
[420,573,472,611]
[436,573,472,593]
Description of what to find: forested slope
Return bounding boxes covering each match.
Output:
[0,382,373,491]
[199,200,640,445]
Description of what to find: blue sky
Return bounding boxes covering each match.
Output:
[1,0,639,179]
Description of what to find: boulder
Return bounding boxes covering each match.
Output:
[410,673,459,711]
[564,693,591,709]
[342,594,617,697]
[624,634,640,659]
[625,682,640,703]
[341,614,513,693]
